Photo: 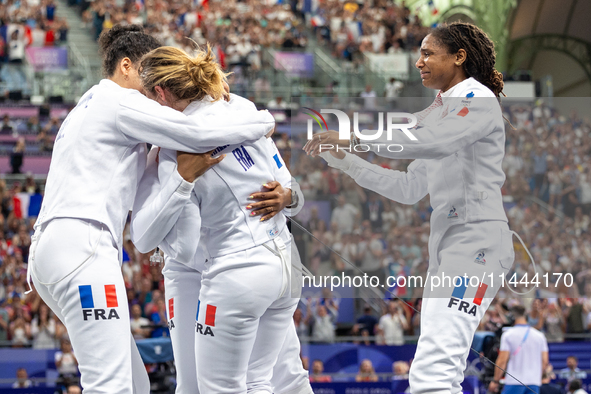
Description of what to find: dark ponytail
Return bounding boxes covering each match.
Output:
[98,24,161,77]
[430,22,504,97]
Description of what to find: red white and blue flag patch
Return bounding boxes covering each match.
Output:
[451,277,488,306]
[78,285,118,308]
[197,300,217,326]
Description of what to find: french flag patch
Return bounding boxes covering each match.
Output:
[78,284,118,308]
[197,300,217,326]
[451,277,488,306]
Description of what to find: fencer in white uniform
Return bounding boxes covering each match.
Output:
[132,144,311,394]
[317,77,515,393]
[28,78,275,394]
[132,93,303,393]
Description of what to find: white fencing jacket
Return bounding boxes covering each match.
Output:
[37,80,275,251]
[323,77,507,247]
[131,94,301,271]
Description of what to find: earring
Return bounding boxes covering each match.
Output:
[124,74,129,80]
[455,62,460,66]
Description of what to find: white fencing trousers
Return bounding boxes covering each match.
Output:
[163,261,312,394]
[194,233,299,393]
[409,221,515,394]
[29,218,150,394]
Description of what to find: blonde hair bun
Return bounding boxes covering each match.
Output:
[140,44,229,103]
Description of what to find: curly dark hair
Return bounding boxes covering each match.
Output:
[430,22,504,97]
[98,24,161,77]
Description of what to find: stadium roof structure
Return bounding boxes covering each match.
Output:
[507,0,591,93]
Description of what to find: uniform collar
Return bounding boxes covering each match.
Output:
[99,79,121,89]
[99,78,135,92]
[439,77,474,98]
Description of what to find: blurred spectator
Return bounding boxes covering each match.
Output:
[559,356,587,383]
[150,298,169,338]
[307,301,337,343]
[130,304,151,340]
[360,85,377,109]
[293,308,308,340]
[31,303,57,349]
[355,359,378,382]
[540,371,561,394]
[359,229,385,283]
[0,35,6,62]
[55,340,79,388]
[37,129,54,152]
[1,115,16,135]
[488,305,548,393]
[392,361,410,380]
[26,116,41,134]
[398,233,421,262]
[10,315,31,347]
[385,77,404,101]
[8,30,25,64]
[46,0,57,22]
[352,304,378,341]
[267,96,288,109]
[377,299,408,345]
[309,359,331,383]
[331,195,359,235]
[567,380,588,394]
[531,146,547,197]
[564,298,585,337]
[364,193,384,231]
[11,368,32,388]
[10,138,26,174]
[67,385,82,394]
[0,307,9,343]
[544,303,565,343]
[56,19,70,45]
[527,299,545,331]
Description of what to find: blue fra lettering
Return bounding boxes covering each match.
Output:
[232,146,255,171]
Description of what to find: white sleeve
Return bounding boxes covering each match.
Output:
[130,148,195,253]
[320,151,428,205]
[117,91,275,153]
[363,96,501,159]
[265,138,305,216]
[159,195,201,264]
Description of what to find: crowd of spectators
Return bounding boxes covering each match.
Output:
[1,0,68,48]
[78,0,307,73]
[0,113,63,174]
[0,0,68,93]
[311,0,429,62]
[75,0,430,67]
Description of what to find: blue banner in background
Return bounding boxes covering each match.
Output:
[311,376,481,394]
[273,52,314,78]
[312,382,393,393]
